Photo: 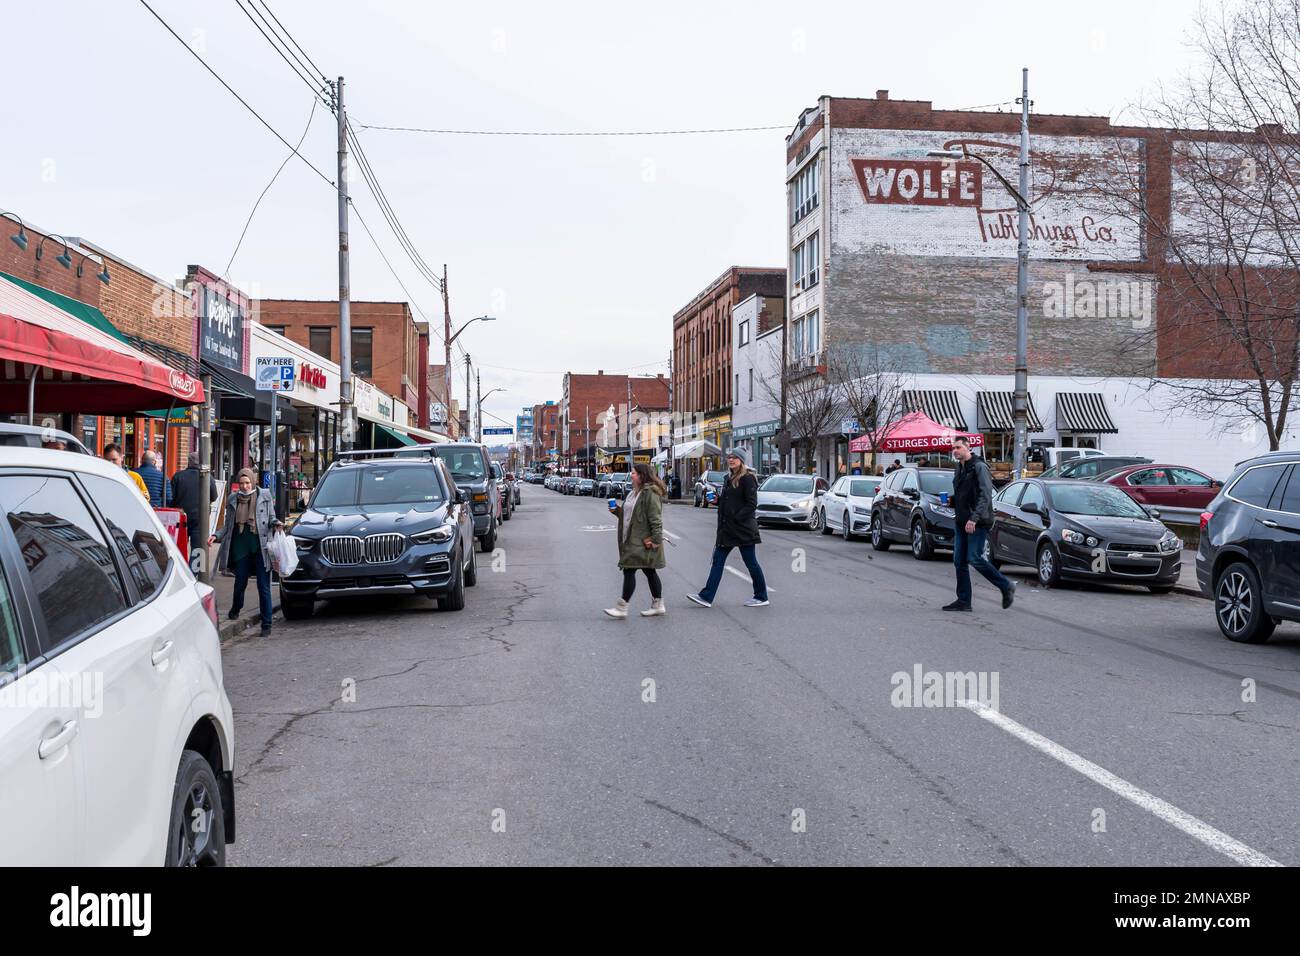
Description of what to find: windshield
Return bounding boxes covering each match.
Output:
[312,466,445,512]
[433,447,486,482]
[761,476,814,494]
[920,472,954,495]
[611,473,630,483]
[1049,483,1149,519]
[702,471,727,483]
[849,478,881,497]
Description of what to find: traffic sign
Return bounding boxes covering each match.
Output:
[255,356,295,392]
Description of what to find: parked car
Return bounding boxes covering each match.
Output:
[1038,455,1153,480]
[594,472,612,495]
[870,466,956,558]
[0,448,235,866]
[424,442,501,552]
[0,422,92,455]
[577,478,596,496]
[755,473,829,528]
[605,473,632,499]
[505,471,522,504]
[1197,451,1300,643]
[282,452,477,616]
[561,476,577,495]
[1095,463,1221,513]
[988,477,1182,592]
[814,475,883,540]
[693,470,728,508]
[492,463,513,521]
[1029,446,1107,471]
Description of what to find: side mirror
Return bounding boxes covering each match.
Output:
[1022,502,1042,516]
[456,489,470,503]
[1146,506,1162,519]
[905,488,920,500]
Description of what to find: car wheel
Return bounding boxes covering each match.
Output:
[693,494,700,508]
[1037,541,1061,587]
[165,751,225,867]
[810,507,824,533]
[911,519,933,560]
[1215,562,1275,644]
[871,514,891,551]
[464,544,478,587]
[280,592,314,620]
[503,504,511,521]
[841,517,853,542]
[438,548,466,611]
[982,537,1003,570]
[480,527,496,553]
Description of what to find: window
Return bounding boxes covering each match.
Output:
[792,232,820,292]
[1170,468,1213,487]
[748,368,753,402]
[0,475,127,649]
[264,325,286,336]
[739,320,750,346]
[792,310,821,358]
[1019,483,1045,511]
[351,328,374,378]
[81,474,170,601]
[1227,464,1287,508]
[832,478,848,495]
[0,565,23,682]
[998,481,1026,505]
[309,327,332,360]
[902,471,919,494]
[1128,468,1170,486]
[791,161,819,225]
[1278,468,1300,515]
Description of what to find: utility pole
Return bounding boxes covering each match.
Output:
[1012,67,1031,478]
[584,405,589,477]
[476,369,482,443]
[334,76,354,451]
[442,263,452,436]
[197,372,213,584]
[464,352,472,440]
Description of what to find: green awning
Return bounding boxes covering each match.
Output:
[0,271,128,343]
[376,423,417,447]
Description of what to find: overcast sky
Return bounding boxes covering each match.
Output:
[1,0,1205,432]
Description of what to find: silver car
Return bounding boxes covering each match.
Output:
[812,475,883,539]
[755,473,829,528]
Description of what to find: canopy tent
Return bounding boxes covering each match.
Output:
[848,411,984,454]
[651,448,669,465]
[672,439,723,459]
[0,274,203,416]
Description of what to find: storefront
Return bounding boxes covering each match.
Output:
[976,391,1046,481]
[731,419,780,475]
[188,267,255,487]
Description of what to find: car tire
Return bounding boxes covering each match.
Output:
[1037,541,1061,587]
[438,548,466,611]
[871,514,891,551]
[480,527,496,553]
[811,507,825,534]
[693,494,700,508]
[841,517,853,542]
[1215,561,1275,644]
[165,750,226,867]
[910,519,934,560]
[503,504,511,521]
[464,545,478,587]
[982,537,1003,570]
[280,593,314,620]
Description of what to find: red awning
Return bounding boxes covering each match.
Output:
[0,277,203,414]
[849,411,984,454]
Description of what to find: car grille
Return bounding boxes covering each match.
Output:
[1107,542,1158,553]
[320,533,408,566]
[757,503,790,513]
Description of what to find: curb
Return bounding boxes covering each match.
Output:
[218,597,283,643]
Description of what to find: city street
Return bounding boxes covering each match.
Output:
[224,493,1300,867]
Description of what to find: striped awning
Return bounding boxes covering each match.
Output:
[902,389,968,430]
[1056,392,1119,433]
[976,391,1045,432]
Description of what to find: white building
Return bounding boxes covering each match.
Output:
[730,293,785,473]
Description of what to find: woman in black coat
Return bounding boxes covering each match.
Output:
[687,447,770,608]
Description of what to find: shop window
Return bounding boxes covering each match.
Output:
[310,327,332,360]
[351,328,374,378]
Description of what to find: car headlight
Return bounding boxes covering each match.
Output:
[1061,529,1086,545]
[852,505,871,516]
[411,523,456,545]
[930,505,955,518]
[793,498,813,510]
[1159,531,1182,553]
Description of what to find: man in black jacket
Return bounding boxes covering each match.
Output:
[687,448,769,608]
[170,453,219,561]
[946,437,1014,611]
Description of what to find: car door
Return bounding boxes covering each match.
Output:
[991,481,1025,561]
[1010,481,1047,565]
[1124,468,1172,509]
[896,470,920,534]
[1169,467,1218,511]
[1253,465,1300,612]
[0,538,83,866]
[826,478,848,530]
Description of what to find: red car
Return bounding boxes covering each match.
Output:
[1095,463,1223,512]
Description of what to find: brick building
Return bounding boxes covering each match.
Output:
[254,299,428,425]
[560,371,670,474]
[781,91,1294,478]
[672,267,786,467]
[532,401,560,465]
[427,363,461,437]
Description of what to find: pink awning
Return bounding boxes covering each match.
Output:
[849,411,984,454]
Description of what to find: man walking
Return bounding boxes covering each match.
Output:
[687,448,769,608]
[133,449,170,507]
[104,443,151,502]
[171,452,219,561]
[945,437,1015,612]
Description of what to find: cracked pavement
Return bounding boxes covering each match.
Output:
[223,490,1300,866]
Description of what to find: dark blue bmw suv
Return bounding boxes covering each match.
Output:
[279,451,477,617]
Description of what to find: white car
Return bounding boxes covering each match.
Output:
[813,475,883,540]
[755,473,829,527]
[0,449,235,866]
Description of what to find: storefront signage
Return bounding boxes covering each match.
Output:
[298,363,327,389]
[732,420,779,440]
[377,395,393,420]
[200,287,246,371]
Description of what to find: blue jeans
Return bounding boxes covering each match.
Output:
[700,545,768,602]
[953,525,1011,605]
[232,549,273,628]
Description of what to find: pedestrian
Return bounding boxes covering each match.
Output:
[687,447,769,608]
[104,443,151,502]
[603,463,667,619]
[209,467,279,636]
[886,458,903,474]
[946,437,1015,612]
[133,449,170,507]
[171,452,219,561]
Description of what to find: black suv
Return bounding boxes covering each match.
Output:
[870,466,957,559]
[1197,451,1300,643]
[281,451,477,617]
[412,443,502,552]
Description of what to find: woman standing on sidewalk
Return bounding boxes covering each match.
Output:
[688,448,769,608]
[209,467,279,636]
[604,463,667,619]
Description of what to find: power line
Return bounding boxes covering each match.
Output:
[232,0,331,107]
[355,122,789,136]
[136,0,335,187]
[225,97,318,276]
[349,200,443,345]
[247,0,330,90]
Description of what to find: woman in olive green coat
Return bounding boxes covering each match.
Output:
[604,463,667,619]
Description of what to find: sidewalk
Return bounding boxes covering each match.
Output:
[198,543,282,642]
[1176,550,1203,598]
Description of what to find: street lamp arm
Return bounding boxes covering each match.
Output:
[448,314,497,345]
[962,148,1031,211]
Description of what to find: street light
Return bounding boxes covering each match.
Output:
[478,386,506,443]
[927,68,1031,477]
[445,315,496,439]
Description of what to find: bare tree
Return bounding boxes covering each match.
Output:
[825,344,914,466]
[1098,0,1300,448]
[760,361,840,472]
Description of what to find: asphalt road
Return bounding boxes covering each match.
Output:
[223,489,1300,866]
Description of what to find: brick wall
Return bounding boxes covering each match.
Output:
[562,372,669,455]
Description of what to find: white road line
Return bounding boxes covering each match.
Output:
[663,530,681,541]
[959,700,1282,868]
[724,566,773,591]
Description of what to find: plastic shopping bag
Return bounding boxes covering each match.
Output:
[271,530,299,577]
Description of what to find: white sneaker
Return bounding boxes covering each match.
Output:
[744,598,770,607]
[640,598,666,617]
[603,598,629,619]
[687,594,712,608]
